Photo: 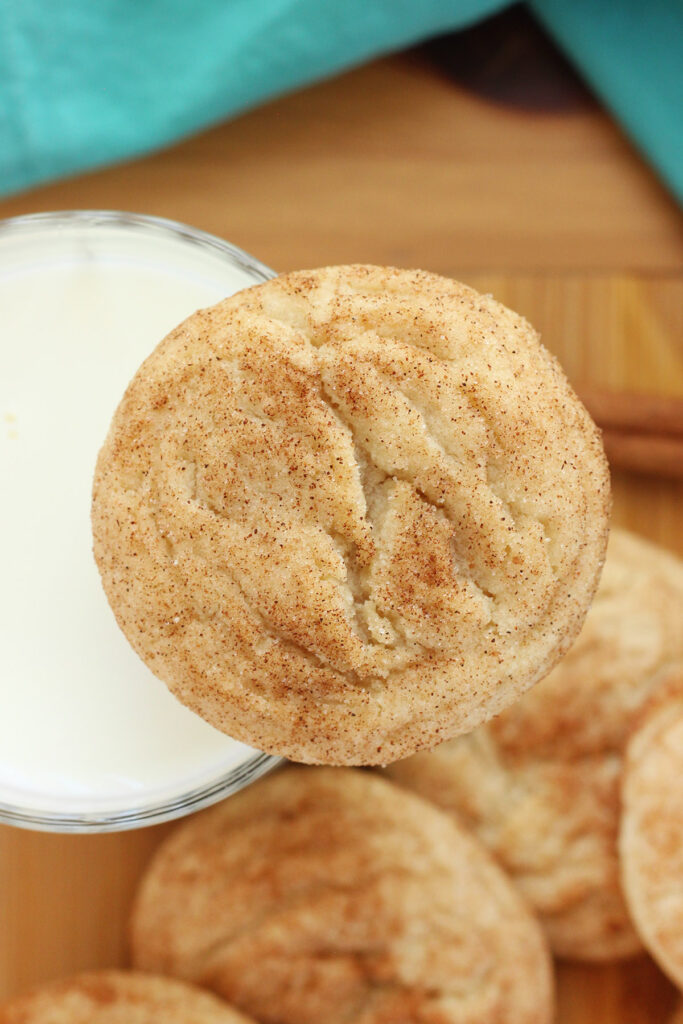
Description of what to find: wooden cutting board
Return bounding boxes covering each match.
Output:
[0,51,681,1023]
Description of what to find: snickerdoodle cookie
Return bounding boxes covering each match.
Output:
[620,669,683,990]
[93,265,609,764]
[387,529,683,960]
[0,971,253,1024]
[131,767,554,1024]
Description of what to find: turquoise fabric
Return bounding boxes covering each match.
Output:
[530,0,682,204]
[0,0,680,201]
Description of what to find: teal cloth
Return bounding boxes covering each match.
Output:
[0,0,681,201]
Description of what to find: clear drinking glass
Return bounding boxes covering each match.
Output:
[0,211,281,833]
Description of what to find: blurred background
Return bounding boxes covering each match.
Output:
[1,3,681,1022]
[0,0,681,269]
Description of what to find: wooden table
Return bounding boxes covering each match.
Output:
[1,51,681,1023]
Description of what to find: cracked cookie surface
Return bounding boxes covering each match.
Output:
[387,529,683,960]
[92,265,609,764]
[130,767,554,1024]
[621,669,683,989]
[0,970,253,1023]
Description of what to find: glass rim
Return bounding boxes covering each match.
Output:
[0,208,282,833]
[0,754,282,834]
[0,208,275,283]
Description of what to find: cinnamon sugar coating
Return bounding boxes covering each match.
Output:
[0,971,253,1023]
[131,767,554,1024]
[93,265,609,764]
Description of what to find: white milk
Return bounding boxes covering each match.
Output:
[0,214,276,828]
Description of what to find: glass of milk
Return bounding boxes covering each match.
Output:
[0,211,281,832]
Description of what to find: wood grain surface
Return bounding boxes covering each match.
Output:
[1,51,681,1023]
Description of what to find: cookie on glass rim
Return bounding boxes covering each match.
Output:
[93,264,609,764]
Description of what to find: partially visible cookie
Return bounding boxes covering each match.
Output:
[620,669,683,990]
[131,767,554,1024]
[0,971,253,1023]
[93,264,610,765]
[387,529,683,961]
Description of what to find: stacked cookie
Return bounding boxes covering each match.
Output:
[387,528,683,965]
[130,767,554,1023]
